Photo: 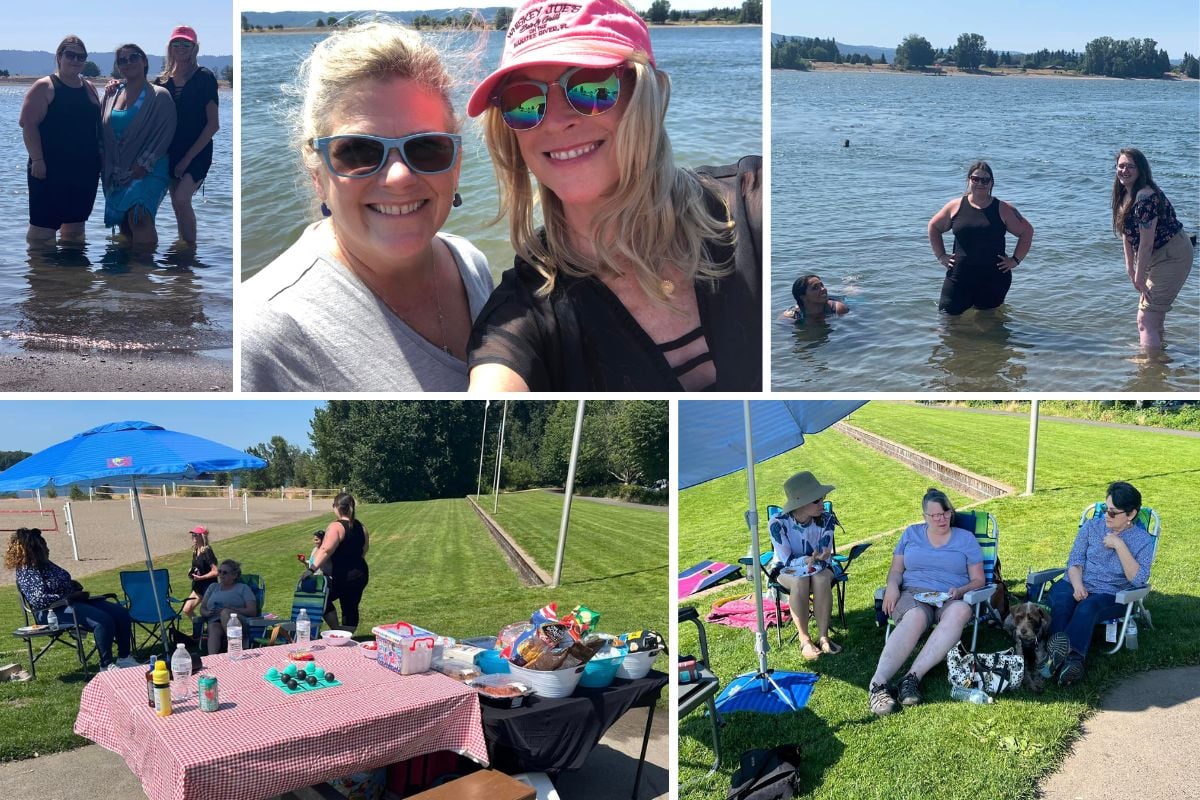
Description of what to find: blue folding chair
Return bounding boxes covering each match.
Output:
[873,509,1001,654]
[1026,503,1161,654]
[119,569,183,651]
[252,574,330,647]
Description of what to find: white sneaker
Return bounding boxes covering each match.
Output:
[115,656,141,668]
[104,663,122,672]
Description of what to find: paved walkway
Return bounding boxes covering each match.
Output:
[1039,665,1200,800]
[0,698,667,800]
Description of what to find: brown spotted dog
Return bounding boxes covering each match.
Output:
[1004,602,1051,693]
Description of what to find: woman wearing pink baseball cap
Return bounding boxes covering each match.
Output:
[466,0,761,392]
[182,525,217,620]
[155,25,219,247]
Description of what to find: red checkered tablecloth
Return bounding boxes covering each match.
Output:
[75,643,488,800]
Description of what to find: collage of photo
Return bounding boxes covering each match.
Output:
[0,1,1196,800]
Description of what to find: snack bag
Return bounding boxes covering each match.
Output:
[620,630,665,655]
[560,635,606,669]
[513,622,576,670]
[497,621,532,659]
[530,602,559,626]
[562,604,600,636]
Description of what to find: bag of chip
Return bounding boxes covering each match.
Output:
[620,630,665,655]
[562,604,600,636]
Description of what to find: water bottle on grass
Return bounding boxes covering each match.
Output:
[227,614,243,661]
[295,608,310,652]
[950,685,993,704]
[171,644,192,702]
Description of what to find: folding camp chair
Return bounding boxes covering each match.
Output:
[741,502,872,646]
[13,586,102,679]
[252,574,330,647]
[199,573,266,651]
[119,569,183,650]
[678,606,722,780]
[1025,503,1161,654]
[874,509,1001,654]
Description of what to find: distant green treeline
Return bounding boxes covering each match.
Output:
[773,33,1199,79]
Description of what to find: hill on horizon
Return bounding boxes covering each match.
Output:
[242,8,502,28]
[0,50,231,77]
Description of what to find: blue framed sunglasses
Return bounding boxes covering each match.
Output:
[311,132,461,178]
[490,65,625,131]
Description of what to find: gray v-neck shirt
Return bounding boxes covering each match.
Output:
[240,222,493,391]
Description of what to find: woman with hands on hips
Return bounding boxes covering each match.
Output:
[928,161,1033,315]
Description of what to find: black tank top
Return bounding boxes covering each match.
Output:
[332,519,368,579]
[951,196,1007,271]
[39,74,100,170]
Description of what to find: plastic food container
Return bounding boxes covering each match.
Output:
[372,622,437,675]
[434,660,481,682]
[358,641,379,658]
[477,649,511,675]
[507,662,585,699]
[579,650,627,689]
[321,630,354,646]
[467,674,534,708]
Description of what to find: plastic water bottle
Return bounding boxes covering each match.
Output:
[295,608,311,652]
[951,685,994,704]
[226,614,243,661]
[46,608,58,630]
[170,644,192,702]
[1125,619,1139,650]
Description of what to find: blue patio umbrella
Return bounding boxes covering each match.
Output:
[0,421,267,659]
[679,400,867,713]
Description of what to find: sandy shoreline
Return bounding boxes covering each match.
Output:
[0,349,231,392]
[779,63,1196,81]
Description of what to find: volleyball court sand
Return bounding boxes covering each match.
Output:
[0,497,324,584]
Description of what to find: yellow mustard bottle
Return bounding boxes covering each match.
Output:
[152,660,172,717]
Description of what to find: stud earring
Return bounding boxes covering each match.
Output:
[452,192,462,208]
[320,202,331,217]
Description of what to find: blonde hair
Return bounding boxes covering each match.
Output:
[293,20,459,179]
[483,58,733,303]
[158,30,199,84]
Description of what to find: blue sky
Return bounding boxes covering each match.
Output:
[774,0,1199,56]
[1,5,233,54]
[0,401,323,454]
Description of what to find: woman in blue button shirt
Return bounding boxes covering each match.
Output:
[1042,481,1156,686]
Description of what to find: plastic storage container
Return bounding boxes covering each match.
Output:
[477,649,511,675]
[372,622,438,675]
[578,650,626,688]
[467,674,534,708]
[507,662,585,698]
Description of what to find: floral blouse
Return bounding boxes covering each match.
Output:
[15,561,76,610]
[1124,190,1183,252]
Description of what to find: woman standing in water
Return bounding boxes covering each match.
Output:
[1111,148,1194,351]
[156,25,219,247]
[19,35,101,243]
[100,43,176,247]
[928,161,1034,315]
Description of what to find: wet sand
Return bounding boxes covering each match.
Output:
[0,350,231,392]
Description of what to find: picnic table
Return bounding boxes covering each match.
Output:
[74,643,488,800]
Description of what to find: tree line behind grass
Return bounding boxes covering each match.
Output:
[237,401,669,505]
[774,31,1196,78]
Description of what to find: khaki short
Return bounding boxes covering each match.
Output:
[1141,232,1194,313]
[889,587,968,628]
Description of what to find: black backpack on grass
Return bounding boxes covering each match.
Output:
[727,744,802,800]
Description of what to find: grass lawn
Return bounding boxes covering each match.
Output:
[0,497,668,762]
[679,404,1200,800]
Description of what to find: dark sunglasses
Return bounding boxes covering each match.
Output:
[61,51,87,63]
[170,40,195,49]
[117,53,143,66]
[968,175,993,185]
[312,133,461,178]
[491,66,624,131]
[1102,504,1133,519]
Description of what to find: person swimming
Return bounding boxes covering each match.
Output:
[781,274,848,323]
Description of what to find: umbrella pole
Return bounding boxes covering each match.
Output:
[131,478,170,660]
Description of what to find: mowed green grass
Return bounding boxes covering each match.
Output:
[0,497,667,762]
[679,405,1200,800]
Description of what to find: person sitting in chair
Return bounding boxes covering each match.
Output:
[869,488,984,715]
[6,527,138,670]
[1039,481,1155,686]
[768,471,841,661]
[198,558,258,655]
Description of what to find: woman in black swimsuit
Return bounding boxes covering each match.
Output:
[156,25,219,246]
[18,35,101,243]
[927,161,1034,315]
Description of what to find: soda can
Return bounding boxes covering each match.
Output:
[198,676,219,712]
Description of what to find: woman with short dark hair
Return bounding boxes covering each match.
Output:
[1040,481,1155,686]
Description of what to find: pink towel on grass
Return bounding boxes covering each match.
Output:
[706,595,791,629]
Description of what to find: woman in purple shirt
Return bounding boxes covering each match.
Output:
[1041,481,1156,686]
[869,488,985,716]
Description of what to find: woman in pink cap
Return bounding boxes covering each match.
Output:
[182,525,217,620]
[466,0,761,392]
[155,25,219,247]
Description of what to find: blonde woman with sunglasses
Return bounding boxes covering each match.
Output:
[466,0,762,392]
[240,21,493,392]
[19,35,102,243]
